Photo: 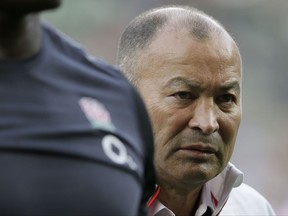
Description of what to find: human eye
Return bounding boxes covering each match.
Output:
[172,91,196,100]
[216,94,236,105]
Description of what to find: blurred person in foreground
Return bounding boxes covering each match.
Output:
[117,5,275,216]
[0,0,155,215]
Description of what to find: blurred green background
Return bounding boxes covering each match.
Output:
[43,0,288,214]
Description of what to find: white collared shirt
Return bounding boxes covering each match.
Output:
[148,163,275,216]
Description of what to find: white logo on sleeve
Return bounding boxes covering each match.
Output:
[102,135,138,171]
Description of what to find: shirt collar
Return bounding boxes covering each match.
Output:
[148,162,243,216]
[148,199,175,216]
[196,162,243,215]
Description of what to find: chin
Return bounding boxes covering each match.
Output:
[188,165,220,184]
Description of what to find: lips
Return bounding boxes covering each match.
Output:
[178,144,217,160]
[179,144,217,154]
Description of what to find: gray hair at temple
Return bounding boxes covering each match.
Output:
[117,5,232,87]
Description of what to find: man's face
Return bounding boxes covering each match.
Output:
[0,0,61,13]
[136,27,242,188]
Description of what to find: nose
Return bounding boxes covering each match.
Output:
[188,98,219,135]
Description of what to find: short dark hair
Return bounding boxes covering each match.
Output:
[117,5,227,86]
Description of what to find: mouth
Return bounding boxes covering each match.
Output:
[178,144,217,159]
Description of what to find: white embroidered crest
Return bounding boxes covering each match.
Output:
[79,97,115,131]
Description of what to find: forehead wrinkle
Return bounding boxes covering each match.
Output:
[143,51,200,70]
[164,76,203,92]
[139,51,189,72]
[145,41,237,71]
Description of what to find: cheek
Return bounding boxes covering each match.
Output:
[220,113,241,159]
[149,108,188,145]
[148,109,167,149]
[148,108,178,159]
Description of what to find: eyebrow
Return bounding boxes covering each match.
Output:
[164,77,240,93]
[219,80,241,94]
[164,77,203,91]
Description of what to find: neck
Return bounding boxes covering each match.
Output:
[158,183,202,216]
[0,13,41,59]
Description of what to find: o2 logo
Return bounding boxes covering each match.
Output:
[102,135,138,171]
